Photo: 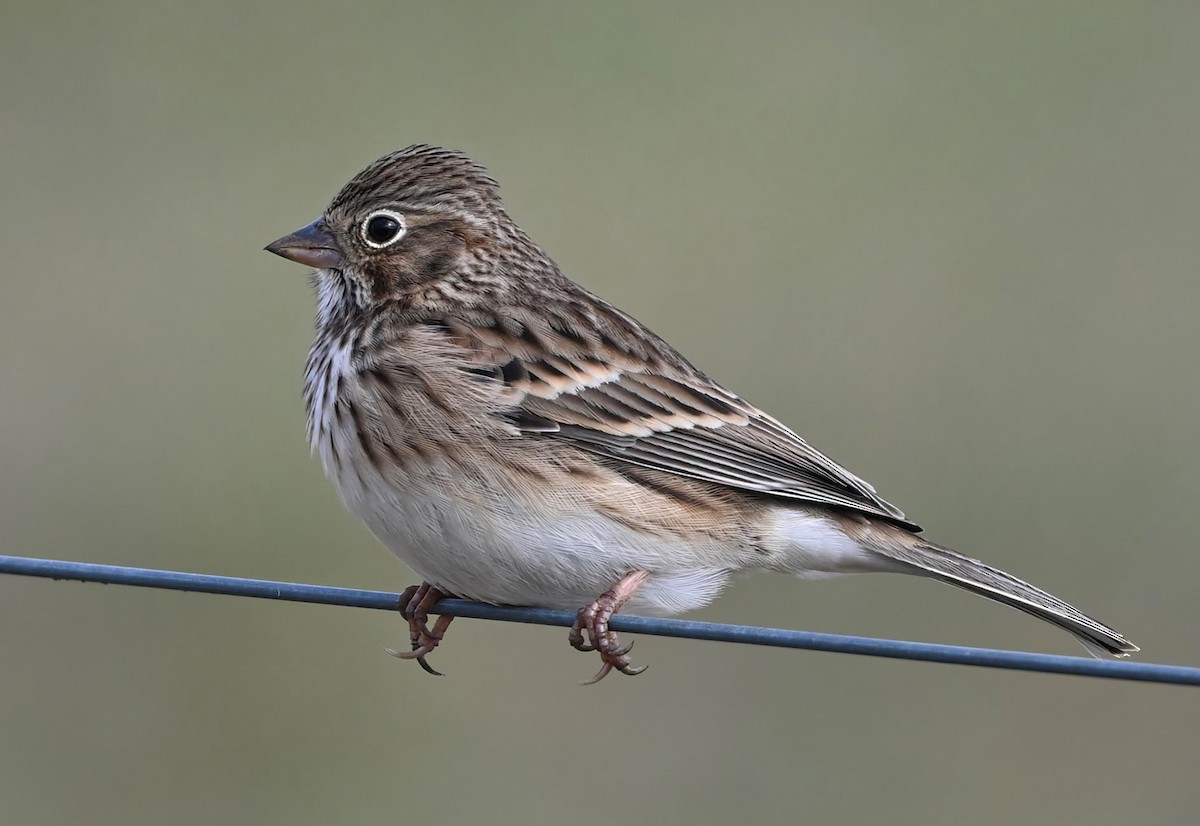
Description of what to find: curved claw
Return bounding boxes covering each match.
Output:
[416,655,444,677]
[609,640,635,658]
[385,643,446,676]
[581,663,613,686]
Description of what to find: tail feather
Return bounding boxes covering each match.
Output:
[863,530,1137,658]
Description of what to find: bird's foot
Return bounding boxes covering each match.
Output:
[569,570,651,685]
[387,582,455,676]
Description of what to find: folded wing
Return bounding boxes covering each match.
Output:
[440,302,918,530]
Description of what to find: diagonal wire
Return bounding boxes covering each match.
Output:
[1,554,1194,687]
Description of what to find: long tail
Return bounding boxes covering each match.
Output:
[846,520,1138,658]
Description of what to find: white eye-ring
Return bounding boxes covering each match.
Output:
[360,209,407,248]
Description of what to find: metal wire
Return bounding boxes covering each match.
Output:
[1,553,1193,687]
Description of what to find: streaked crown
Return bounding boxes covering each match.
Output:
[328,144,503,223]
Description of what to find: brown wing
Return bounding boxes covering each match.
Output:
[439,301,918,530]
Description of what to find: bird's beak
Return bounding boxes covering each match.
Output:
[264,219,344,269]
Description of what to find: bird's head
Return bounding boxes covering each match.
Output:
[266,145,541,311]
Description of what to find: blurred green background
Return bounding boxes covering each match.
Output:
[2,2,1198,824]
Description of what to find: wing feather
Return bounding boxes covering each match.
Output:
[440,305,918,529]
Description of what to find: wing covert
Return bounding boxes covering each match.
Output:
[438,304,918,529]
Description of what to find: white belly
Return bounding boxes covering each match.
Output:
[330,449,732,614]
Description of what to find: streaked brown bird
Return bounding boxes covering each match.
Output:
[266,145,1136,682]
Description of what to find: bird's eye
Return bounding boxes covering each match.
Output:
[361,210,407,248]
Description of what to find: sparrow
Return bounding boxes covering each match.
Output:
[265,145,1137,682]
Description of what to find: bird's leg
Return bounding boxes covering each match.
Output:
[570,570,651,684]
[388,582,455,676]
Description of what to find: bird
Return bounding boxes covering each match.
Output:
[265,144,1137,683]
